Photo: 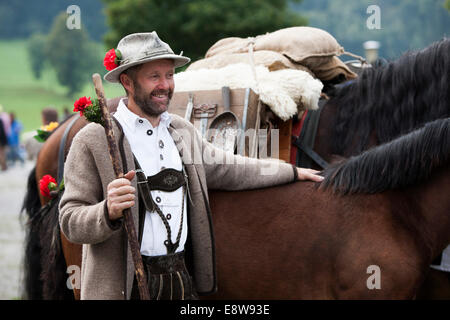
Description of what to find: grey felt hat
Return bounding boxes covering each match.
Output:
[104,32,190,83]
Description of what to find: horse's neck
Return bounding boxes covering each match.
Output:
[408,166,450,257]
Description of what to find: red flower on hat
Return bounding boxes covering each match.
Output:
[103,48,122,71]
[39,174,57,198]
[73,96,92,116]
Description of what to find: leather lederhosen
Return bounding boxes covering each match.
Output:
[138,252,198,300]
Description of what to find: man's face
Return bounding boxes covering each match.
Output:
[130,59,175,117]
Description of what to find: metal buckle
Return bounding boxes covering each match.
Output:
[135,169,148,184]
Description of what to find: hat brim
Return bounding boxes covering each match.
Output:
[104,54,191,83]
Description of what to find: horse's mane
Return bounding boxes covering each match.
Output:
[328,38,450,155]
[320,117,450,195]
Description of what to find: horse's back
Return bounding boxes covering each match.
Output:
[208,182,425,299]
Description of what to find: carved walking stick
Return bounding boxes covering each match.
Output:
[92,73,150,300]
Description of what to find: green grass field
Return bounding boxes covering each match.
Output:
[0,40,125,136]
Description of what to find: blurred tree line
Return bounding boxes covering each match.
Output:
[293,0,450,59]
[0,0,107,41]
[102,0,307,61]
[21,0,307,95]
[27,13,99,96]
[7,0,448,95]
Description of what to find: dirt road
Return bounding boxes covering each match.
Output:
[0,160,34,299]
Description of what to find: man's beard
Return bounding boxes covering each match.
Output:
[133,81,173,117]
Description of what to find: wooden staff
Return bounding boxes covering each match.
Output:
[92,73,150,300]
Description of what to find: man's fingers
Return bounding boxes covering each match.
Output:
[124,170,135,181]
[108,171,135,191]
[108,185,135,197]
[110,193,135,204]
[112,201,135,212]
[306,172,324,182]
[109,201,135,220]
[108,177,132,190]
[297,168,324,182]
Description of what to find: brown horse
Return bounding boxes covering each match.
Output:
[208,118,449,299]
[22,39,450,299]
[297,38,450,298]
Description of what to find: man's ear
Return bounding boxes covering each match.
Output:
[119,73,133,95]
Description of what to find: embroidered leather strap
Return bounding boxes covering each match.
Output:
[146,168,186,192]
[134,157,187,254]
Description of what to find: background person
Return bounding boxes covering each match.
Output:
[0,117,7,170]
[7,112,24,166]
[41,107,58,125]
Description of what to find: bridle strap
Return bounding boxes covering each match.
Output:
[57,115,79,185]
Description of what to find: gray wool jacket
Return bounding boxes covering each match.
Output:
[59,113,297,300]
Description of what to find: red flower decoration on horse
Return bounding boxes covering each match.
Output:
[39,174,57,198]
[73,96,92,116]
[73,96,103,125]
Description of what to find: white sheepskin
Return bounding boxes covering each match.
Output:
[174,63,323,121]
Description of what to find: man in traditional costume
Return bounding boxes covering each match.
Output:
[59,32,323,300]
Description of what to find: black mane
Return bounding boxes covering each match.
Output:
[328,38,450,155]
[320,117,450,195]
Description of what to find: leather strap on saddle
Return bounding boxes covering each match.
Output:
[292,98,329,170]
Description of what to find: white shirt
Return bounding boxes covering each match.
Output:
[431,245,450,272]
[114,98,188,256]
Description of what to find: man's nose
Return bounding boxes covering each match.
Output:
[157,77,171,90]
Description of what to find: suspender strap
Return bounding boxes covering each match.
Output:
[134,157,157,213]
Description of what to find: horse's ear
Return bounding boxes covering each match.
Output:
[106,96,125,113]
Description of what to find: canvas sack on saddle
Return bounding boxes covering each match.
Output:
[204,26,357,82]
[188,50,314,75]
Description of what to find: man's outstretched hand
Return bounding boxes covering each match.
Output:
[297,168,324,182]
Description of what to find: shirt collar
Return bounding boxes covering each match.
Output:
[114,98,172,133]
